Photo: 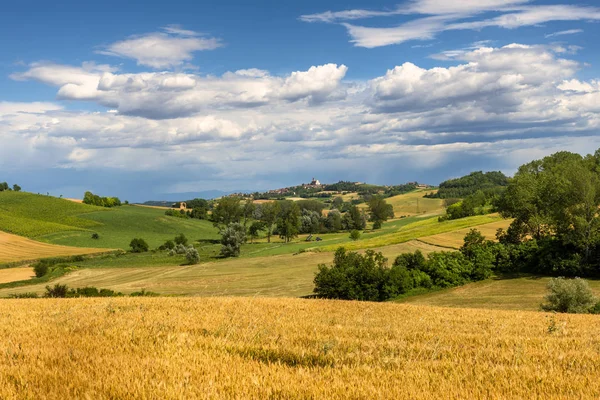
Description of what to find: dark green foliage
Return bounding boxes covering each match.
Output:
[368,196,393,229]
[165,209,189,218]
[313,248,389,301]
[0,182,9,191]
[33,263,49,278]
[130,289,160,297]
[256,201,280,243]
[185,247,200,264]
[8,292,38,298]
[45,284,69,298]
[276,201,300,243]
[426,171,509,199]
[91,233,100,240]
[158,239,176,251]
[541,277,597,313]
[220,222,246,257]
[342,205,367,231]
[248,221,265,243]
[174,233,188,246]
[186,198,209,219]
[296,199,326,214]
[129,238,149,253]
[12,184,21,192]
[83,191,122,208]
[349,230,361,241]
[212,196,243,227]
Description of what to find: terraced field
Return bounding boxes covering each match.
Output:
[2,297,600,399]
[0,231,109,264]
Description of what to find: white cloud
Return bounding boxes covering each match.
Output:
[545,29,583,38]
[97,27,222,69]
[302,2,600,48]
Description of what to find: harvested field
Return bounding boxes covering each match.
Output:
[419,219,513,248]
[0,267,34,284]
[1,297,600,399]
[0,231,109,264]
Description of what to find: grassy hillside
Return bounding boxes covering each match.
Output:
[398,275,600,311]
[1,298,599,399]
[0,191,105,237]
[0,192,220,250]
[0,241,442,297]
[384,189,445,216]
[419,219,512,249]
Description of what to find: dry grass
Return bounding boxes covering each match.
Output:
[1,297,600,399]
[0,241,442,298]
[362,189,444,217]
[0,267,34,284]
[0,231,109,264]
[419,219,513,249]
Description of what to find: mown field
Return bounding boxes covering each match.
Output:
[0,241,442,297]
[399,275,600,311]
[1,297,600,399]
[419,219,513,249]
[0,231,109,264]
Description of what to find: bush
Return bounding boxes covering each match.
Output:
[541,277,597,313]
[91,233,100,240]
[185,247,200,264]
[33,263,49,278]
[349,230,361,241]
[158,239,175,251]
[45,284,69,298]
[174,233,188,246]
[130,289,160,297]
[9,292,39,298]
[129,238,149,253]
[220,223,246,258]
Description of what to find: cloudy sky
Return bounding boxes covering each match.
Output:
[1,0,600,201]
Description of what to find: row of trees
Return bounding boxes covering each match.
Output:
[0,182,21,192]
[83,191,122,208]
[313,229,494,301]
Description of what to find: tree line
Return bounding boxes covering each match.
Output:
[0,182,21,192]
[83,191,122,208]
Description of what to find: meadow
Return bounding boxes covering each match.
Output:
[1,297,600,399]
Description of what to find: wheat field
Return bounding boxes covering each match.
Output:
[0,231,109,264]
[1,297,600,399]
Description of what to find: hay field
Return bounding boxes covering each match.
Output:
[419,219,513,249]
[0,267,33,284]
[0,240,442,297]
[0,231,109,264]
[380,189,444,217]
[1,297,600,399]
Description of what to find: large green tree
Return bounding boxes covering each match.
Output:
[276,201,300,243]
[211,196,242,228]
[367,196,394,229]
[258,201,280,243]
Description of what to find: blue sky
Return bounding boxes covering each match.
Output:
[1,0,600,201]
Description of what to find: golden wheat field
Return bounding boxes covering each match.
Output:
[1,297,600,399]
[418,219,513,249]
[0,231,109,264]
[0,267,33,284]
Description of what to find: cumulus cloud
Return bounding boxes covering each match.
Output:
[97,27,222,69]
[4,41,600,197]
[302,1,600,48]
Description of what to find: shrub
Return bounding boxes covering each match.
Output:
[349,230,361,241]
[541,277,597,313]
[45,284,69,298]
[220,223,246,258]
[174,233,188,246]
[185,247,200,264]
[91,233,100,240]
[33,263,49,278]
[9,292,39,298]
[158,239,175,251]
[129,238,149,253]
[130,289,160,297]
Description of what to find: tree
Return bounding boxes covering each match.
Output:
[174,233,188,246]
[541,277,597,313]
[349,230,361,241]
[212,197,242,228]
[248,221,265,243]
[342,205,366,231]
[220,223,246,257]
[0,182,9,192]
[277,201,300,243]
[368,196,394,229]
[242,198,256,227]
[129,238,149,253]
[259,201,280,243]
[331,196,344,210]
[324,209,342,232]
[185,247,200,264]
[12,184,21,192]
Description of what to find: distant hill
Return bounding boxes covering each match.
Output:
[425,171,509,199]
